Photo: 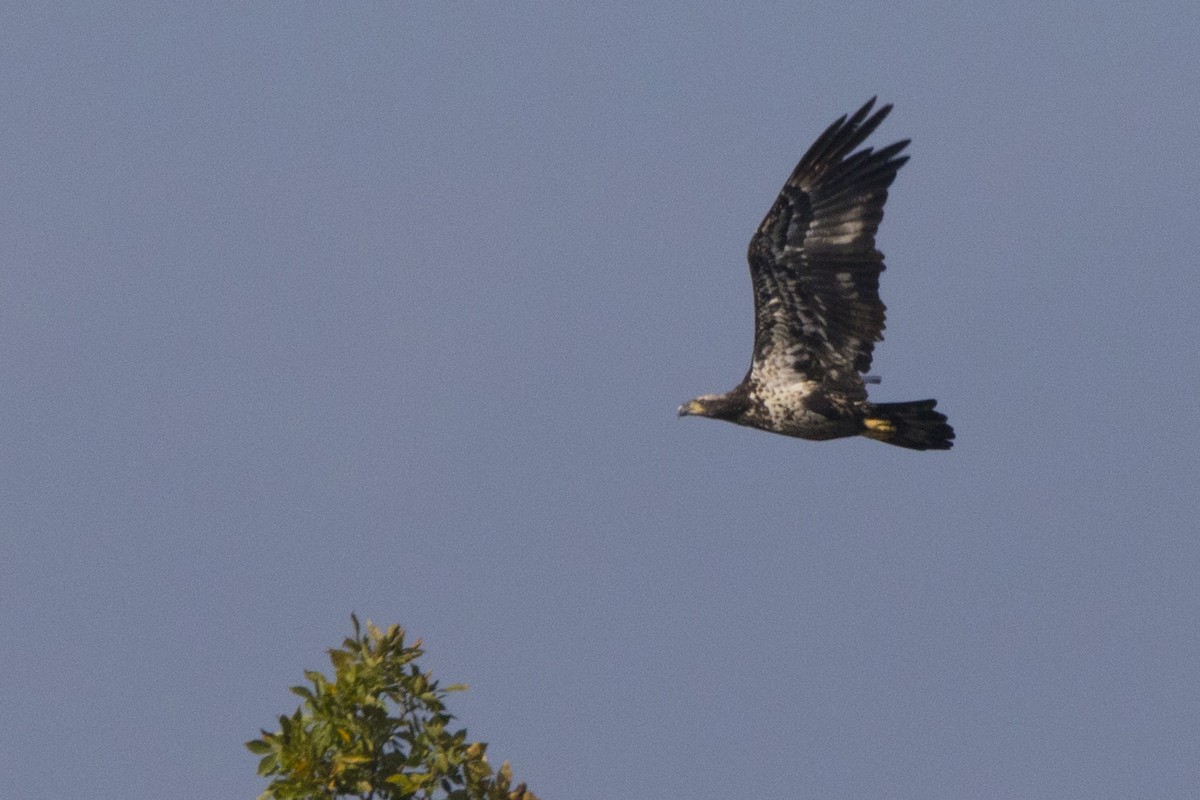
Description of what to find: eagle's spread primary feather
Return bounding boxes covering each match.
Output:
[678,99,954,451]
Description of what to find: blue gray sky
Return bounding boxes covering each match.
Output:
[3,4,1199,799]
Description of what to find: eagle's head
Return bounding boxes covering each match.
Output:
[677,392,749,421]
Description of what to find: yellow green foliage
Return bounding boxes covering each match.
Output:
[248,616,537,800]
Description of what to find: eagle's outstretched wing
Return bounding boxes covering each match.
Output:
[746,98,909,398]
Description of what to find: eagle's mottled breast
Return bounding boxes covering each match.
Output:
[741,380,863,440]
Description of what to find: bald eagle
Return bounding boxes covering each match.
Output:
[678,99,954,450]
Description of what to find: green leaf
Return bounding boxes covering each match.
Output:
[245,738,273,755]
[288,686,316,702]
[386,771,429,792]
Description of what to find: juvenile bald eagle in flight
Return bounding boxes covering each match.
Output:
[678,99,954,450]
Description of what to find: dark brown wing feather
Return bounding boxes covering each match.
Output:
[746,98,909,396]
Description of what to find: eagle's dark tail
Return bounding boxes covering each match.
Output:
[861,400,954,451]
